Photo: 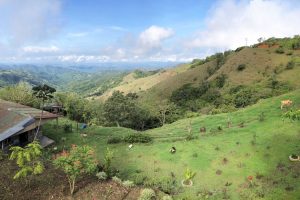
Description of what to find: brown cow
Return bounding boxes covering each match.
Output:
[281,100,293,109]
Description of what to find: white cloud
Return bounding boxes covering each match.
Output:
[0,0,62,46]
[186,0,300,50]
[58,55,110,63]
[22,45,59,53]
[138,25,174,49]
[67,32,89,37]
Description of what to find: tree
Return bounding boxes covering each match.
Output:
[0,82,39,107]
[53,145,97,195]
[9,141,44,180]
[32,84,56,139]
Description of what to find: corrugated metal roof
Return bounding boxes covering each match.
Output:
[0,99,58,142]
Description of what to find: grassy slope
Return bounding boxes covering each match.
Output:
[96,64,190,101]
[141,48,300,104]
[44,89,300,199]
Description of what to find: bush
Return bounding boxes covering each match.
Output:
[132,174,147,185]
[286,61,295,70]
[215,74,227,88]
[124,134,152,143]
[162,195,173,200]
[144,177,177,194]
[112,176,122,184]
[139,188,156,200]
[96,171,108,181]
[107,136,123,144]
[234,88,258,108]
[63,123,72,132]
[237,64,246,71]
[122,180,135,188]
[275,47,285,54]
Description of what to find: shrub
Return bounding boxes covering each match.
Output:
[237,64,246,71]
[132,174,147,185]
[122,180,135,188]
[234,88,258,108]
[139,188,156,200]
[96,171,108,181]
[53,145,97,195]
[286,61,295,70]
[275,47,285,54]
[259,112,265,122]
[9,141,44,180]
[112,176,122,184]
[124,134,152,143]
[215,74,227,88]
[162,195,173,200]
[104,148,114,176]
[63,123,72,132]
[107,136,123,144]
[144,177,177,194]
[235,46,246,52]
[275,47,284,54]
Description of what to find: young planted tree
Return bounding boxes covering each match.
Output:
[53,145,97,195]
[9,141,44,180]
[32,84,56,139]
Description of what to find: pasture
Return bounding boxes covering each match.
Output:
[43,90,300,199]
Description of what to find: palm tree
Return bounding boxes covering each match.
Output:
[32,84,56,139]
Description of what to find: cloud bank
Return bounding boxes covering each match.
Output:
[1,0,300,63]
[186,0,300,51]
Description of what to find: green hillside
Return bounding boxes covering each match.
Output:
[43,89,300,199]
[93,37,300,112]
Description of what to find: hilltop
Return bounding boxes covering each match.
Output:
[94,37,300,109]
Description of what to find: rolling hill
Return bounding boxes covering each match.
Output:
[93,37,300,107]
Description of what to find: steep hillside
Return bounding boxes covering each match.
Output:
[97,64,190,101]
[94,37,300,107]
[141,47,300,105]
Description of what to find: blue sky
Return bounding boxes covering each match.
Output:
[0,0,300,64]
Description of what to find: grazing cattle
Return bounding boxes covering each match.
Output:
[170,146,176,154]
[281,100,293,109]
[129,144,133,149]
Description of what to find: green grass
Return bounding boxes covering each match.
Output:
[43,90,300,199]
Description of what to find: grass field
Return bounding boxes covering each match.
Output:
[43,89,300,199]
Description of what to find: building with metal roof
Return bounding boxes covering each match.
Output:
[0,99,58,151]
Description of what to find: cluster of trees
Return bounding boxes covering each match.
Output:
[0,82,180,131]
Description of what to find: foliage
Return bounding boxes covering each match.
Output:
[215,74,227,88]
[103,91,159,130]
[103,148,114,176]
[233,88,258,108]
[283,110,300,121]
[53,145,97,195]
[122,180,135,188]
[9,141,44,179]
[184,168,196,182]
[96,171,108,181]
[133,69,160,79]
[237,64,246,71]
[124,133,152,143]
[162,195,173,200]
[107,136,123,144]
[32,84,56,102]
[138,188,156,200]
[0,82,39,107]
[275,47,285,54]
[286,60,295,70]
[112,176,123,184]
[63,123,73,132]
